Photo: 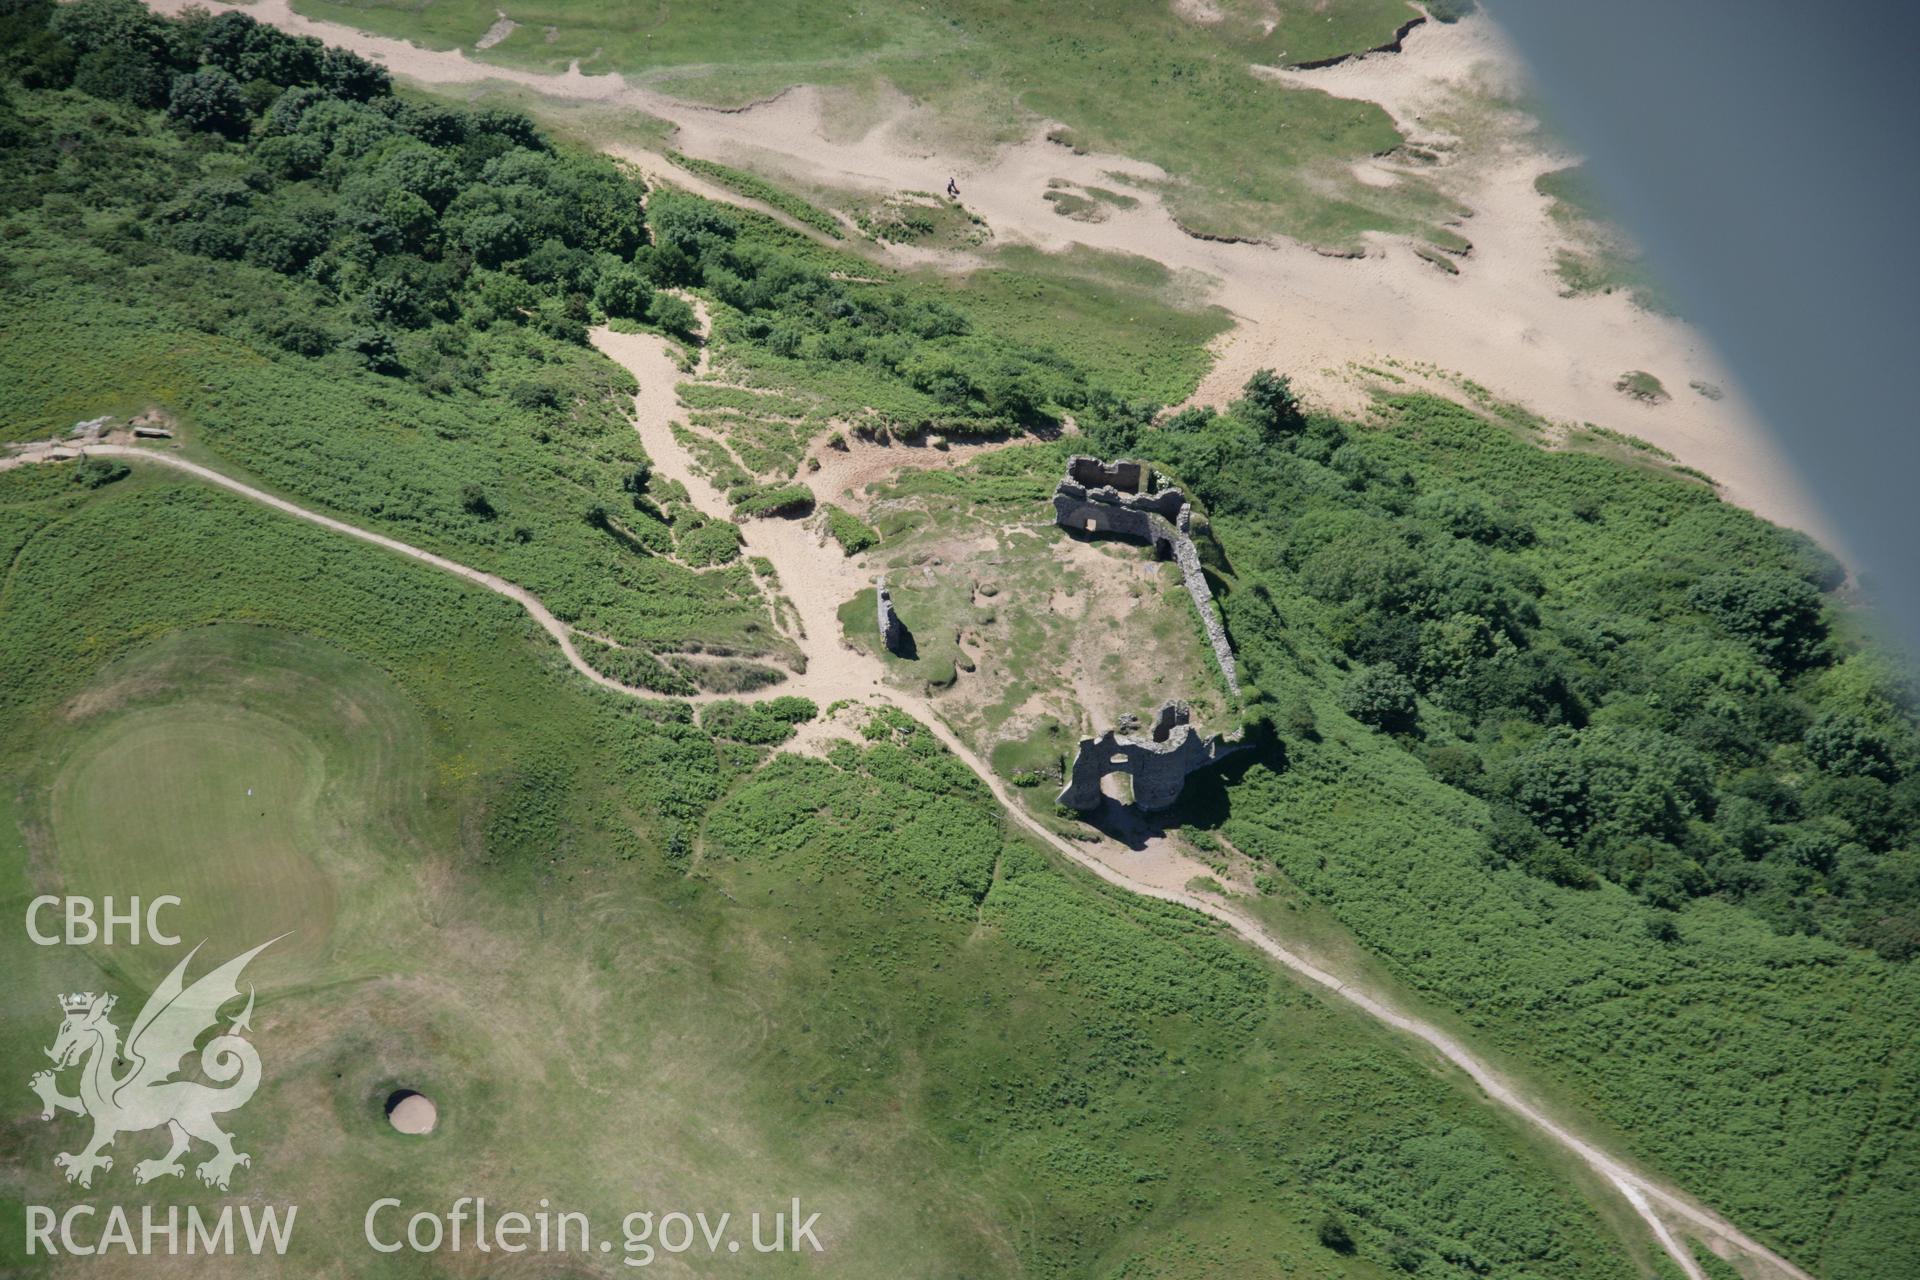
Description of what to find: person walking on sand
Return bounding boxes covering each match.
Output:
[946,176,960,199]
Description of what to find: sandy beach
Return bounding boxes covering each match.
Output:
[143,1,1838,552]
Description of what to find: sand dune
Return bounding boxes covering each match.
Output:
[145,1,1839,552]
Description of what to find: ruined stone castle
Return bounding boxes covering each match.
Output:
[1049,456,1245,812]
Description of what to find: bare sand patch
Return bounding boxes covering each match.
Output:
[803,433,1006,514]
[141,0,1833,549]
[1170,0,1226,27]
[475,11,515,51]
[779,698,876,759]
[1348,158,1402,189]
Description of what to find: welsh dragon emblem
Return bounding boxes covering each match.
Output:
[29,938,279,1190]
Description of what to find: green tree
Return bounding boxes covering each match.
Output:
[594,266,652,320]
[358,276,421,329]
[1316,1213,1355,1254]
[0,0,77,89]
[346,327,400,374]
[453,210,525,268]
[1238,368,1305,436]
[1342,664,1418,733]
[318,45,388,100]
[69,458,130,489]
[167,65,248,138]
[48,0,168,61]
[199,10,321,85]
[1497,726,1714,855]
[72,41,169,107]
[646,292,698,338]
[1077,388,1159,457]
[1804,712,1899,781]
[1688,569,1828,671]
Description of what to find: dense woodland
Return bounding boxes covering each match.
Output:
[1080,385,1920,960]
[3,4,1919,1275]
[0,0,1090,423]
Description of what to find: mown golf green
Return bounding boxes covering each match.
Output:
[50,703,335,982]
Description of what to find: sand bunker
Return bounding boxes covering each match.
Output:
[385,1090,438,1135]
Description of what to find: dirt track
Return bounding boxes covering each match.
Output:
[51,6,1842,1270]
[4,407,1814,1279]
[572,330,1816,1280]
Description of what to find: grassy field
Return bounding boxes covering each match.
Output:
[293,0,1460,248]
[950,246,1231,406]
[0,467,1652,1277]
[0,281,783,655]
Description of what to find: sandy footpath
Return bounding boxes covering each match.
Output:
[5,425,1808,1280]
[588,320,1037,699]
[9,312,1813,1279]
[145,0,1837,550]
[41,6,1845,1270]
[590,324,874,699]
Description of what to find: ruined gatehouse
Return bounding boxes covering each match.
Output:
[1056,701,1242,812]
